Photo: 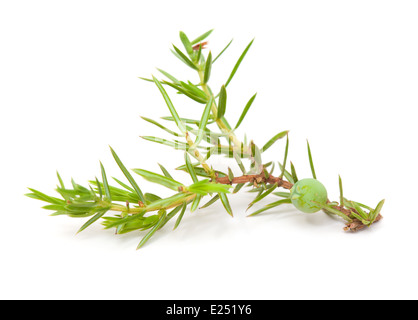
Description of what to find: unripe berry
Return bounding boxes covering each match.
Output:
[290,178,328,213]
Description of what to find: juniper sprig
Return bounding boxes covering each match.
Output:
[26,30,384,249]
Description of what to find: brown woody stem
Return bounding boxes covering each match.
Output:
[215,172,293,189]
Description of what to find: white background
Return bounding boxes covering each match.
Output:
[1,0,417,300]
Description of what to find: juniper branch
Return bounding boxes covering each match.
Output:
[26,29,384,249]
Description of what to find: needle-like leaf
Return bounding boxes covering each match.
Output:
[307,140,317,179]
[110,147,146,203]
[352,201,369,221]
[188,179,231,195]
[153,76,187,134]
[171,45,198,70]
[196,43,203,63]
[176,164,226,178]
[273,191,291,198]
[191,29,214,45]
[145,193,191,212]
[184,152,198,183]
[191,194,202,212]
[158,163,174,180]
[145,193,162,204]
[56,171,65,189]
[344,198,373,212]
[321,204,353,223]
[235,93,257,130]
[174,201,188,230]
[77,208,109,234]
[137,212,167,250]
[26,188,66,205]
[102,212,145,229]
[231,146,246,173]
[112,177,134,193]
[133,169,184,191]
[212,39,233,64]
[217,85,227,120]
[338,175,344,207]
[233,183,245,194]
[179,31,194,57]
[277,162,294,184]
[162,81,207,104]
[159,206,180,229]
[219,193,233,217]
[95,177,103,199]
[141,136,188,151]
[203,51,212,84]
[290,162,298,183]
[225,38,254,87]
[247,183,278,210]
[157,68,180,84]
[279,134,289,179]
[195,97,213,146]
[221,115,232,132]
[161,116,205,125]
[180,81,207,100]
[100,162,111,201]
[349,211,369,225]
[227,167,234,182]
[199,194,220,209]
[140,116,182,137]
[261,130,288,152]
[369,199,385,224]
[249,141,262,174]
[247,198,291,217]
